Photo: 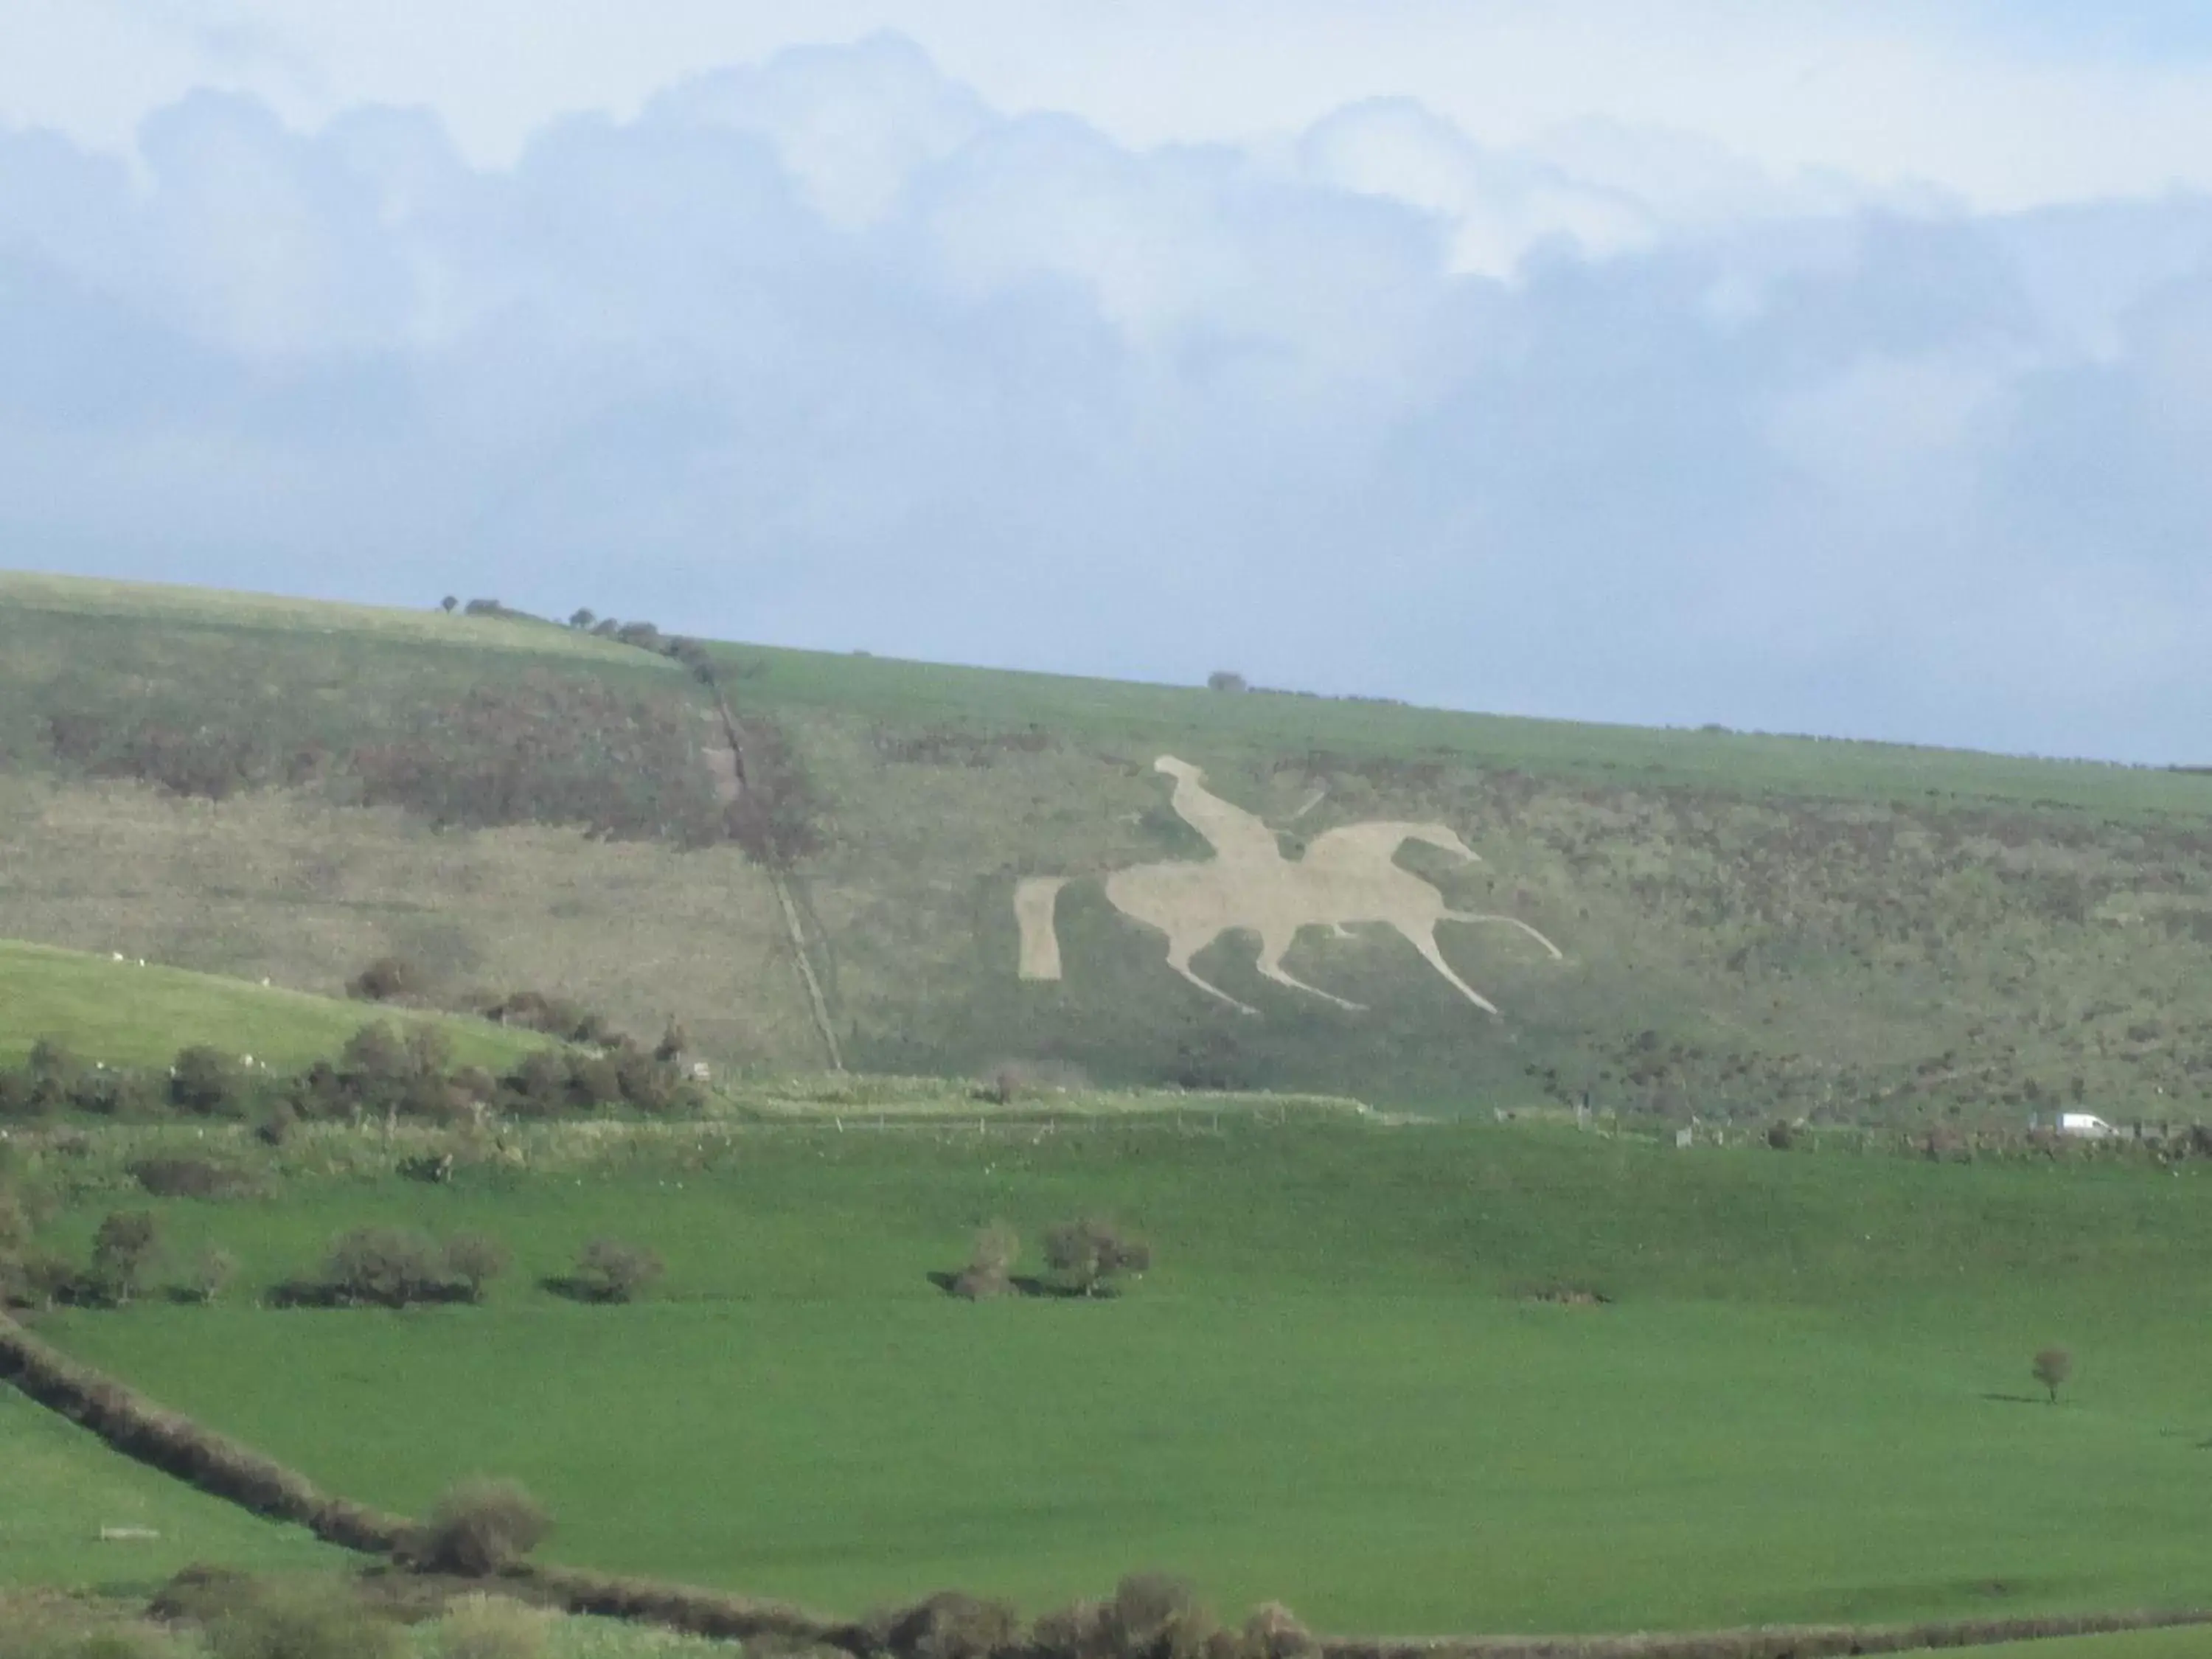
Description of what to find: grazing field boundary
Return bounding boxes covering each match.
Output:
[7,1312,2212,1658]
[1324,1610,2212,1658]
[0,1312,413,1555]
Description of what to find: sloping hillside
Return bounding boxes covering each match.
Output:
[3,568,2208,1120]
[0,940,549,1072]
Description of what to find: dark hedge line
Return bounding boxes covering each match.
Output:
[0,1312,414,1554]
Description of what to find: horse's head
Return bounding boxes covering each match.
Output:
[1402,824,1481,863]
[1155,755,1203,783]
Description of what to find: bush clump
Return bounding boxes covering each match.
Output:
[170,1046,244,1116]
[89,1209,160,1306]
[180,1246,239,1305]
[442,1234,512,1304]
[951,1224,1019,1301]
[1043,1220,1152,1298]
[347,956,420,1002]
[321,1227,452,1309]
[566,1239,664,1304]
[417,1479,552,1576]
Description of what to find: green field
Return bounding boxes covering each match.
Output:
[1978,1634,2212,1658]
[0,1382,336,1593]
[0,939,551,1072]
[23,1120,2212,1638]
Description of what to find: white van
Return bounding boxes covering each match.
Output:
[2057,1112,2117,1139]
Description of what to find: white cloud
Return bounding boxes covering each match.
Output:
[0,35,2208,761]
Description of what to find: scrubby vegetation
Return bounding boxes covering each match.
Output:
[419,1479,552,1576]
[0,1011,700,1133]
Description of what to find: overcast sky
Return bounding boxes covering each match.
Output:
[4,4,2210,762]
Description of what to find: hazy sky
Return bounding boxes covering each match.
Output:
[4,4,2210,761]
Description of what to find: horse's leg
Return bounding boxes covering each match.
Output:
[1441,911,1566,959]
[1394,922,1503,1016]
[1254,923,1366,1011]
[1164,929,1261,1017]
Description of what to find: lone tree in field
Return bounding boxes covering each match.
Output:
[444,1233,511,1304]
[1044,1219,1151,1298]
[91,1209,160,1305]
[953,1222,1019,1301]
[571,1238,664,1303]
[2033,1346,2074,1405]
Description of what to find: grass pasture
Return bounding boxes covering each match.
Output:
[0,569,653,666]
[0,1380,335,1593]
[24,1120,2212,1638]
[0,939,551,1071]
[1977,1635,2212,1658]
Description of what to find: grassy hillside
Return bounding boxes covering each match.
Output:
[26,1119,2212,1635]
[0,1383,336,1590]
[0,940,551,1072]
[3,568,2210,1117]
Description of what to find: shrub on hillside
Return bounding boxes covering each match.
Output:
[1766,1120,1796,1150]
[481,990,619,1046]
[63,1065,164,1118]
[0,1072,46,1122]
[563,1238,664,1304]
[254,1099,297,1147]
[1031,1576,1219,1659]
[170,1046,242,1116]
[90,1209,160,1306]
[443,1234,511,1304]
[869,1591,1023,1659]
[1043,1220,1151,1298]
[2034,1346,2074,1405]
[951,1223,1019,1301]
[179,1246,239,1305]
[321,1227,452,1309]
[418,1479,551,1576]
[347,956,419,1002]
[339,1022,411,1102]
[27,1037,83,1099]
[345,679,725,844]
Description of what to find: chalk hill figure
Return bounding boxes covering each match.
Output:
[1015,757,1562,1018]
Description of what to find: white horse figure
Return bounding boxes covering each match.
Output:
[1020,757,1562,1018]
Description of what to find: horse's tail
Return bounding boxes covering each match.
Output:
[1015,877,1074,981]
[1441,911,1566,960]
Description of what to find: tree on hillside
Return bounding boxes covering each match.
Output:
[170,1046,240,1116]
[91,1209,160,1305]
[440,595,459,613]
[2033,1346,2073,1405]
[347,954,417,1002]
[1043,1219,1151,1298]
[953,1222,1020,1301]
[568,1238,664,1303]
[444,1234,511,1304]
